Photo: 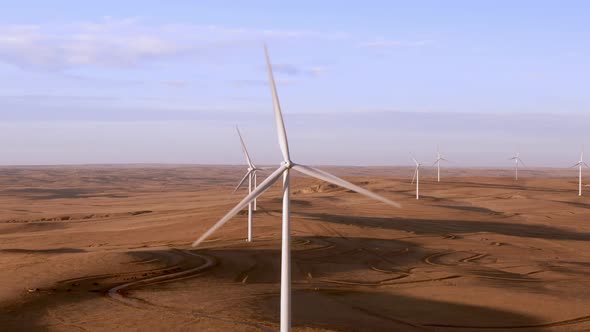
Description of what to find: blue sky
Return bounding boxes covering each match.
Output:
[0,1,588,166]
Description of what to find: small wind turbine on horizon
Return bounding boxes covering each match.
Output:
[572,150,589,196]
[411,153,422,200]
[233,126,260,242]
[433,145,448,182]
[193,45,401,332]
[509,152,526,181]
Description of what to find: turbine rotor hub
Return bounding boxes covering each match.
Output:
[283,160,294,169]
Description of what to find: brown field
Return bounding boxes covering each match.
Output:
[1,165,590,331]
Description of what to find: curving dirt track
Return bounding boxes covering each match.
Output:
[2,166,590,331]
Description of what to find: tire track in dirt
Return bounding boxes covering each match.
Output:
[318,275,461,287]
[107,250,215,303]
[106,250,276,331]
[58,264,183,285]
[422,251,558,283]
[350,305,428,330]
[460,253,488,263]
[423,251,455,266]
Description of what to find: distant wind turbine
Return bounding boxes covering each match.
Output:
[193,45,401,332]
[233,126,259,242]
[433,145,448,182]
[572,150,589,196]
[509,152,526,181]
[411,153,422,200]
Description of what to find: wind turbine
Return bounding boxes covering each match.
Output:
[411,153,421,200]
[572,150,589,196]
[193,45,401,332]
[433,145,448,183]
[233,126,259,242]
[509,152,526,181]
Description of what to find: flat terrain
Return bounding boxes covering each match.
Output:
[1,165,590,331]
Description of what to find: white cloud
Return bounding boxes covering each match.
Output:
[0,17,343,70]
[0,19,183,69]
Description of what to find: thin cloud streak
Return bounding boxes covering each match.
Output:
[0,17,349,70]
[0,17,432,71]
[265,63,328,77]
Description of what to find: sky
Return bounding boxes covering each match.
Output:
[0,0,589,166]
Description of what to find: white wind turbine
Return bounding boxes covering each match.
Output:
[193,45,401,332]
[509,152,526,181]
[233,126,259,242]
[411,153,421,200]
[572,150,589,196]
[433,145,448,183]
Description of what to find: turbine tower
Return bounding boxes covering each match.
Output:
[509,152,526,181]
[411,153,421,200]
[572,150,589,196]
[433,145,448,183]
[193,45,401,332]
[233,126,259,242]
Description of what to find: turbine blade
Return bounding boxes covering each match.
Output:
[411,168,417,184]
[517,158,527,168]
[232,170,253,194]
[236,126,255,168]
[293,164,401,208]
[192,165,287,247]
[264,45,290,162]
[584,162,590,168]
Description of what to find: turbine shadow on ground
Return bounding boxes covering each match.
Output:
[188,236,555,330]
[443,180,573,194]
[550,200,590,209]
[283,288,542,331]
[298,212,590,241]
[0,237,548,331]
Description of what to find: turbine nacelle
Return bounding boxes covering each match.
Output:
[573,149,589,196]
[410,153,422,186]
[509,152,526,166]
[410,153,422,199]
[283,160,294,169]
[576,151,588,167]
[572,160,590,169]
[434,145,448,163]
